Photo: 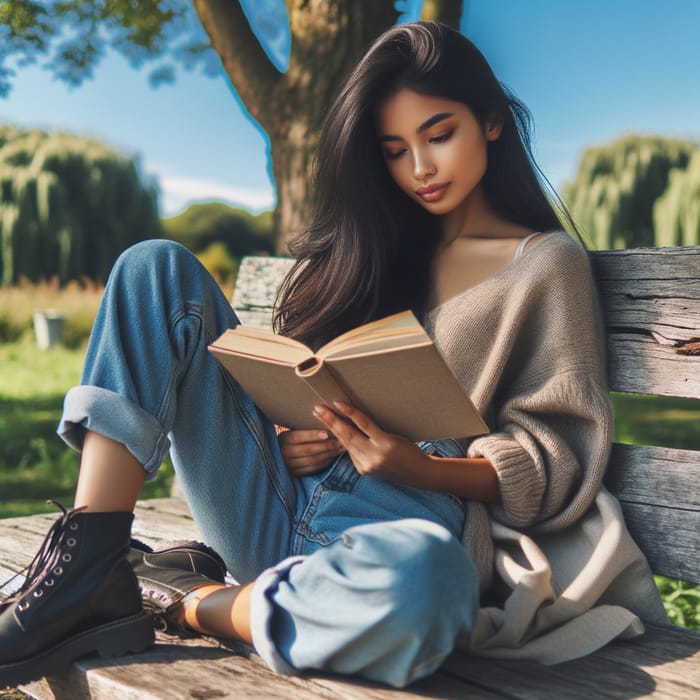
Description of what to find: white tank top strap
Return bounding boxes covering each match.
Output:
[514,231,544,260]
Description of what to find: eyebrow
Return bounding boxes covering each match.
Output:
[379,112,454,142]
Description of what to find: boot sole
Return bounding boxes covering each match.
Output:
[0,610,155,688]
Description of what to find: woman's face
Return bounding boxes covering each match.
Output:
[375,89,501,217]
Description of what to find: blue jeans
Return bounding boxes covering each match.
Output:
[58,240,478,687]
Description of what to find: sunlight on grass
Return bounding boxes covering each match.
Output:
[611,393,700,451]
[0,336,85,399]
[0,336,173,518]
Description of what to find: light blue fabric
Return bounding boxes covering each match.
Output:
[58,240,479,687]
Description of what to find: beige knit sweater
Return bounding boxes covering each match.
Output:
[425,231,667,663]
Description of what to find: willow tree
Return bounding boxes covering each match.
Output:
[0,0,463,251]
[564,136,698,250]
[653,150,700,247]
[0,125,160,285]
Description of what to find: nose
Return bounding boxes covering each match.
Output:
[413,151,436,180]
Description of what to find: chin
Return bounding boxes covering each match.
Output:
[415,198,455,216]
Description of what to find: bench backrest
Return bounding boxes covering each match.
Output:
[232,246,700,584]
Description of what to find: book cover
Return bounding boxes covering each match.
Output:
[208,310,488,441]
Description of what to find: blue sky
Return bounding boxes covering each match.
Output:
[1,0,698,217]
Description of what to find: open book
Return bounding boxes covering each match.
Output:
[208,310,488,441]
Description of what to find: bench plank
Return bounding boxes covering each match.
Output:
[604,443,700,582]
[442,626,700,699]
[591,247,700,398]
[613,502,699,584]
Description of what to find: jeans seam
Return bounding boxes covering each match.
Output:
[150,305,201,432]
[218,365,295,524]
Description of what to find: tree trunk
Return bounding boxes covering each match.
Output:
[194,0,399,252]
[268,120,317,253]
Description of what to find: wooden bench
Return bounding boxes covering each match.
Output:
[1,246,699,699]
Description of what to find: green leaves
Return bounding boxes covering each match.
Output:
[0,0,214,96]
[655,576,700,631]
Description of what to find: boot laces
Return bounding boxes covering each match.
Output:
[0,501,86,605]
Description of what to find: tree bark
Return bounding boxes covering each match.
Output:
[193,0,399,252]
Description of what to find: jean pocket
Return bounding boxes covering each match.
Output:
[417,439,465,459]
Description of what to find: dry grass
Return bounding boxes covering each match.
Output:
[0,277,104,347]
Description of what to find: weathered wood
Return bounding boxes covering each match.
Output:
[604,443,700,583]
[605,443,700,511]
[231,256,294,328]
[615,502,699,584]
[606,333,700,398]
[19,636,505,700]
[441,625,700,699]
[591,247,700,398]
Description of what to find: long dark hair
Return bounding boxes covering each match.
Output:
[275,22,572,350]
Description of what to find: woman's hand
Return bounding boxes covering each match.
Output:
[278,428,345,477]
[311,401,431,486]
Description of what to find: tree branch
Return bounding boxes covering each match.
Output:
[192,0,282,128]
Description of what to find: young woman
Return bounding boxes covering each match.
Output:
[0,22,664,690]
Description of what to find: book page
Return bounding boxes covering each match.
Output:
[318,310,429,358]
[209,326,311,366]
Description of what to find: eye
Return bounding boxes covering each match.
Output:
[383,148,406,161]
[429,129,454,144]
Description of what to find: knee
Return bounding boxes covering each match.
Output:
[112,239,192,275]
[346,518,479,622]
[109,239,202,291]
[334,519,478,686]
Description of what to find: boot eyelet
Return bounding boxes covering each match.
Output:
[18,601,29,611]
[66,538,77,547]
[33,589,44,598]
[69,522,79,531]
[53,566,63,576]
[62,553,72,562]
[45,578,55,587]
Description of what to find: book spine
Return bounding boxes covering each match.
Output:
[295,358,354,407]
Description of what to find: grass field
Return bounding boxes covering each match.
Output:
[0,336,174,518]
[0,283,698,631]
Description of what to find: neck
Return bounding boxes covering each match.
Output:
[439,185,496,244]
[439,187,532,245]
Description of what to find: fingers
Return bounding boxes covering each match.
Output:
[313,401,380,441]
[278,429,332,445]
[278,427,344,476]
[284,441,344,476]
[279,431,342,458]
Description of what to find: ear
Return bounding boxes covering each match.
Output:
[484,117,503,142]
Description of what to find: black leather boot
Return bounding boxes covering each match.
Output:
[0,504,154,688]
[126,540,228,634]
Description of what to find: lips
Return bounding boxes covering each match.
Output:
[416,183,449,203]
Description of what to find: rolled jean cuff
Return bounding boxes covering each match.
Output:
[58,385,170,477]
[249,555,307,676]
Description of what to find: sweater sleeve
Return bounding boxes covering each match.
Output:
[466,238,613,532]
[467,370,612,530]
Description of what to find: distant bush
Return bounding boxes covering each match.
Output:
[196,241,238,286]
[162,202,276,258]
[0,124,161,285]
[564,135,699,249]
